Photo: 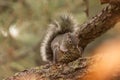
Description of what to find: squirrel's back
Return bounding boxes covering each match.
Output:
[40,14,78,62]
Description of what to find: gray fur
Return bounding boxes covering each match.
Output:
[40,14,78,62]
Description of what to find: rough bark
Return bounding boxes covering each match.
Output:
[75,4,120,48]
[5,57,92,80]
[4,1,120,80]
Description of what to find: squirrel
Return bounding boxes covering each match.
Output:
[40,14,82,63]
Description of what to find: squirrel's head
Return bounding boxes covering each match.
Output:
[60,33,82,55]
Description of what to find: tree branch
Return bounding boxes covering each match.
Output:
[5,57,92,80]
[75,4,120,48]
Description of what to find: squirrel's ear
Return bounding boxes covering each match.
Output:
[66,33,71,39]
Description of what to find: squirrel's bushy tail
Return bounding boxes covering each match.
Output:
[40,14,78,62]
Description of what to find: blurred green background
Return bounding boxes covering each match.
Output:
[0,0,120,79]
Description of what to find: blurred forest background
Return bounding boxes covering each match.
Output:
[0,0,120,79]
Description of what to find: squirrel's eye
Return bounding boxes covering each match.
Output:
[69,40,72,44]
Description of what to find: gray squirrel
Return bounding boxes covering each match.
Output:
[40,14,82,63]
